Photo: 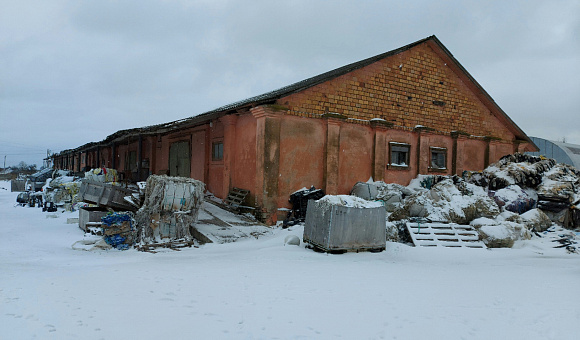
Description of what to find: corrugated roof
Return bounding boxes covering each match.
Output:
[527,137,580,169]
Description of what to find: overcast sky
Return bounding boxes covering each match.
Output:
[1,0,578,167]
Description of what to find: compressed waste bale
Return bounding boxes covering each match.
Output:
[136,175,205,245]
[303,195,386,253]
[477,224,515,248]
[544,163,580,183]
[484,153,556,190]
[388,178,499,224]
[385,221,399,242]
[566,208,580,230]
[537,180,575,212]
[474,221,531,248]
[520,208,553,232]
[488,185,536,214]
[463,171,488,187]
[351,181,380,200]
[101,212,135,250]
[351,181,412,212]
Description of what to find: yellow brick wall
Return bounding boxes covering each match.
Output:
[278,43,515,141]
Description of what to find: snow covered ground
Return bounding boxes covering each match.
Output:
[1,180,579,339]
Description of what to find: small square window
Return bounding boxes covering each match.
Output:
[430,147,447,170]
[212,142,223,161]
[389,143,410,167]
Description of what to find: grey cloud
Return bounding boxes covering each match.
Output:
[0,0,578,167]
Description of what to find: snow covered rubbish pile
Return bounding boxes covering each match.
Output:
[42,173,82,211]
[15,168,82,212]
[351,153,580,249]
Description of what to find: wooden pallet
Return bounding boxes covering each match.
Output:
[406,222,486,248]
[224,187,250,211]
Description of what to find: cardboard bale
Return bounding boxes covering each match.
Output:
[136,175,205,245]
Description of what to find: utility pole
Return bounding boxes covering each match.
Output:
[3,155,6,171]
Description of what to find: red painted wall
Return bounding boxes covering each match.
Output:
[418,133,454,175]
[277,115,326,207]
[338,123,374,193]
[384,129,419,185]
[490,142,514,164]
[190,129,206,182]
[231,113,257,202]
[457,138,486,174]
[207,120,224,196]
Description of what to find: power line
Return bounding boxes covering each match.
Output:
[0,140,47,150]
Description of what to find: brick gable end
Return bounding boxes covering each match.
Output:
[277,43,515,141]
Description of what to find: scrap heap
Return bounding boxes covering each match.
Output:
[350,153,580,249]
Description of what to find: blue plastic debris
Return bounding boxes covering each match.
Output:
[101,213,132,228]
[100,212,133,250]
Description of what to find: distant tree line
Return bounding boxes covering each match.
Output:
[12,161,38,171]
[1,161,38,173]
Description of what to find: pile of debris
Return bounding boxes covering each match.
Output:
[349,153,580,249]
[13,166,266,252]
[73,173,206,251]
[13,168,82,212]
[43,173,82,211]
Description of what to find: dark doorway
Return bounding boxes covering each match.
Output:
[169,141,191,177]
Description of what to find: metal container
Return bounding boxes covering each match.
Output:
[78,180,136,211]
[78,206,109,231]
[303,200,386,252]
[11,179,26,192]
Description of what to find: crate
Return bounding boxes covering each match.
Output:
[303,200,386,253]
[78,180,136,211]
[11,179,26,192]
[79,206,109,232]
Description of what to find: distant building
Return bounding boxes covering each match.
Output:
[526,137,580,169]
[51,36,538,223]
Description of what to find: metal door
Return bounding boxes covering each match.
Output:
[169,141,190,177]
